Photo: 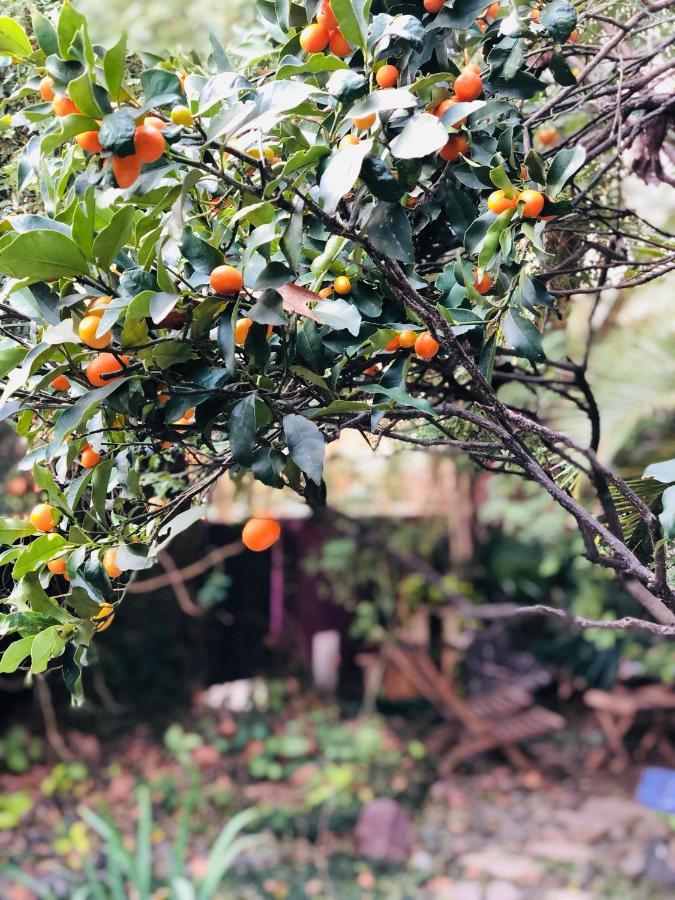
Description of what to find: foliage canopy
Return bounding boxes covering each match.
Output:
[0,0,673,696]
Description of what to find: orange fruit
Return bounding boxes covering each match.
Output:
[567,29,579,43]
[363,364,380,376]
[406,196,417,208]
[530,8,540,22]
[484,2,500,18]
[85,353,129,388]
[134,125,165,163]
[51,374,70,391]
[103,548,122,578]
[434,97,467,127]
[333,275,351,295]
[40,76,55,101]
[439,134,469,162]
[86,295,113,316]
[318,287,333,298]
[473,268,492,294]
[210,264,244,295]
[376,65,399,89]
[398,329,417,348]
[52,95,81,117]
[30,502,58,533]
[235,317,253,345]
[76,130,102,153]
[454,69,483,101]
[352,112,376,130]
[47,556,68,576]
[384,335,400,351]
[242,518,281,552]
[414,332,440,360]
[537,126,558,147]
[329,30,352,58]
[424,0,446,12]
[143,115,167,130]
[339,134,360,149]
[81,445,101,469]
[92,602,115,632]
[79,315,112,349]
[487,190,517,214]
[520,189,545,217]
[112,153,141,189]
[317,0,338,30]
[299,23,330,53]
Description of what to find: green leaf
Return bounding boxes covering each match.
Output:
[331,0,373,52]
[229,395,257,465]
[314,298,361,336]
[503,309,544,362]
[524,149,547,185]
[0,636,34,674]
[644,459,675,484]
[283,146,330,177]
[31,625,67,674]
[140,68,182,106]
[390,113,447,160]
[0,231,89,282]
[360,383,434,414]
[546,146,586,198]
[360,157,407,202]
[0,17,33,58]
[181,227,223,273]
[0,517,36,544]
[318,141,371,215]
[40,114,100,155]
[283,414,325,484]
[99,110,136,157]
[93,206,135,270]
[104,32,127,102]
[277,53,348,79]
[549,52,576,86]
[248,289,286,326]
[541,0,578,43]
[350,88,417,117]
[367,203,414,264]
[13,534,68,580]
[57,2,88,59]
[489,165,519,198]
[659,485,675,539]
[91,457,114,523]
[434,0,486,29]
[68,72,103,118]
[53,379,130,446]
[32,10,59,57]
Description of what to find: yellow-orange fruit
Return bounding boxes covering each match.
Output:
[85,353,129,388]
[30,503,57,533]
[299,23,330,53]
[210,265,244,295]
[79,315,112,349]
[103,548,122,578]
[80,445,101,469]
[376,64,399,89]
[76,130,102,153]
[414,332,440,360]
[242,518,281,552]
[39,76,55,101]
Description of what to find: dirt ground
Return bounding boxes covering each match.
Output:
[1,694,673,898]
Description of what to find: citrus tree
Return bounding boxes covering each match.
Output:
[0,0,673,698]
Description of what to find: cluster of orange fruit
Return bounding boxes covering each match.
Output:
[299,0,352,57]
[384,330,440,360]
[39,75,168,189]
[487,188,545,218]
[431,65,483,162]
